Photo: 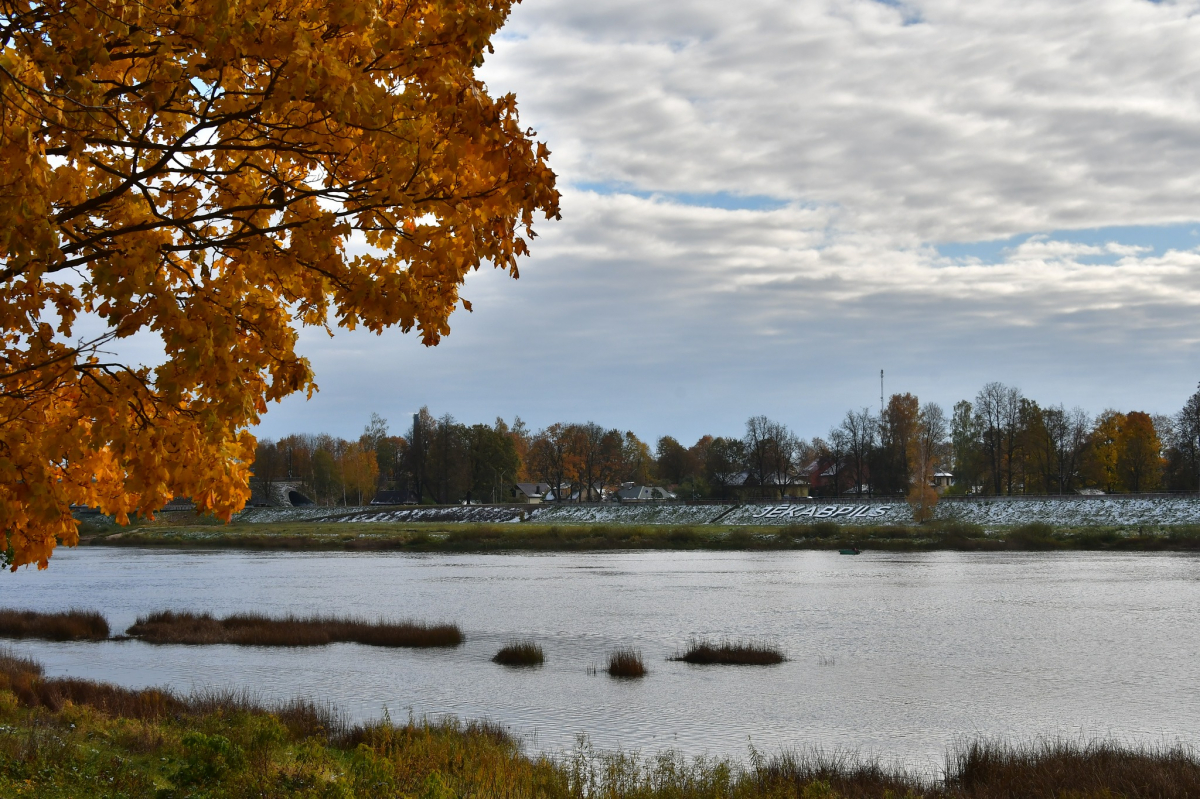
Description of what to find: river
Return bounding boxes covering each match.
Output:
[3,547,1199,770]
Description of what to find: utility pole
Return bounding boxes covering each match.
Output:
[880,369,884,415]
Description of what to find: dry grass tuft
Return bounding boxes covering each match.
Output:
[0,608,109,641]
[492,640,544,666]
[3,649,1200,797]
[607,648,647,678]
[944,738,1200,797]
[125,610,463,648]
[672,638,786,666]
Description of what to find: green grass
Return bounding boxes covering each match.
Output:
[2,648,1200,797]
[78,514,1200,554]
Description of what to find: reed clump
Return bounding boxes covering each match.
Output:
[0,608,110,641]
[673,638,786,665]
[125,610,462,648]
[943,738,1200,797]
[606,648,647,678]
[492,640,544,666]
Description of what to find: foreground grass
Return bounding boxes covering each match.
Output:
[124,611,463,648]
[1,650,1199,797]
[80,514,1200,554]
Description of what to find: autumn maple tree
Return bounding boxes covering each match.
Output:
[0,0,560,568]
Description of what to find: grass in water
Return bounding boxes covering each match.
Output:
[1,650,1200,797]
[0,608,109,641]
[492,640,545,666]
[672,638,786,665]
[607,648,647,678]
[125,610,462,648]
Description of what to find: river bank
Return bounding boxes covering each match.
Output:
[1,649,1197,798]
[79,517,1200,552]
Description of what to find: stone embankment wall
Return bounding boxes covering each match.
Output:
[232,496,1200,527]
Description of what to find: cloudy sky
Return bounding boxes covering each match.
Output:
[258,0,1200,445]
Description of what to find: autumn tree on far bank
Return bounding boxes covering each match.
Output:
[0,0,559,568]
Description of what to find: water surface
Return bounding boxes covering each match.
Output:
[3,548,1198,769]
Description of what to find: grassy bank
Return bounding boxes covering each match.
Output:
[124,611,463,648]
[79,514,1200,553]
[0,650,1198,797]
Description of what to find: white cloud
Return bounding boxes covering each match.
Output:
[485,0,1200,242]
[246,0,1200,441]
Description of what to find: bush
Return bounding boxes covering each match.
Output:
[811,522,840,538]
[1006,523,1059,550]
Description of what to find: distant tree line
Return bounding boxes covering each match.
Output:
[250,383,1200,506]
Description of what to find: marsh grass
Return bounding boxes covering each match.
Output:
[0,608,109,641]
[607,648,647,678]
[672,638,786,666]
[943,738,1200,797]
[492,640,544,666]
[0,650,1199,797]
[125,610,462,648]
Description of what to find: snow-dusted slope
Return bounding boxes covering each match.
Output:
[230,497,1200,527]
[235,506,528,524]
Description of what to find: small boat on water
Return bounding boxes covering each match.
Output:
[838,548,862,555]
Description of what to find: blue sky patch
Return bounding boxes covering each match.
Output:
[870,0,924,25]
[575,181,789,211]
[936,223,1200,265]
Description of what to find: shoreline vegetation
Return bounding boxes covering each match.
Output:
[1,651,1198,797]
[124,610,464,648]
[78,514,1200,553]
[673,639,786,666]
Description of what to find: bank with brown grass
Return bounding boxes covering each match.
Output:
[1,648,1199,797]
[125,610,463,648]
[0,608,109,642]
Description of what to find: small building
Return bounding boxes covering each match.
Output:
[932,472,954,491]
[543,483,578,502]
[512,482,551,504]
[715,471,810,500]
[370,489,415,506]
[616,484,677,502]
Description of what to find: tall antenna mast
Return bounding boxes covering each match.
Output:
[880,369,884,415]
